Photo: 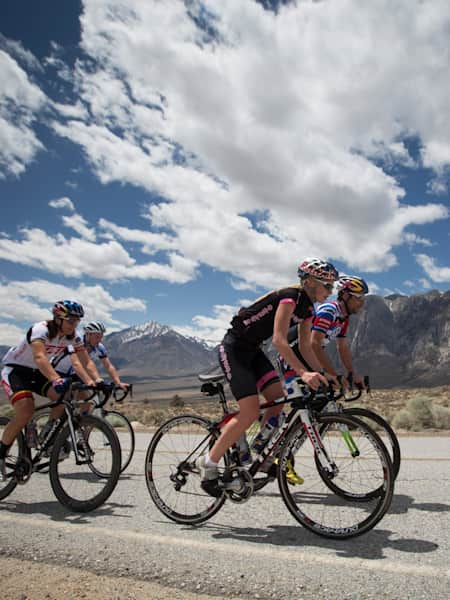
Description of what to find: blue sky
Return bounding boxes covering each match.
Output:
[1,0,449,346]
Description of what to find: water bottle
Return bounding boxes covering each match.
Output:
[284,376,302,399]
[251,415,279,454]
[237,434,252,466]
[26,422,39,448]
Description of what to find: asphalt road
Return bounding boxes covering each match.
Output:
[1,434,449,599]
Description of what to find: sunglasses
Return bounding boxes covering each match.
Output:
[62,316,81,324]
[314,278,334,292]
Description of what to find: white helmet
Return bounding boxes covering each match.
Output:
[83,321,106,334]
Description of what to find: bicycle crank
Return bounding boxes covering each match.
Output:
[221,466,254,503]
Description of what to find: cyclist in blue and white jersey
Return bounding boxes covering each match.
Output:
[0,301,97,479]
[282,275,369,388]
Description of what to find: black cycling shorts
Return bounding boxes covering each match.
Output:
[218,333,280,401]
[1,365,52,404]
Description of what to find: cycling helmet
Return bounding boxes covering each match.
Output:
[52,300,85,319]
[84,321,106,334]
[297,258,339,282]
[336,275,369,297]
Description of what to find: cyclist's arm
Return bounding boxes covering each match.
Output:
[336,338,364,386]
[311,330,339,378]
[100,356,127,388]
[272,303,326,389]
[297,319,324,372]
[31,340,63,383]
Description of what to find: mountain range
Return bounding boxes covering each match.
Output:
[1,290,449,388]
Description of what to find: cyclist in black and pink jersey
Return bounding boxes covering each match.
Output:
[196,258,339,496]
[280,275,369,389]
[0,301,97,479]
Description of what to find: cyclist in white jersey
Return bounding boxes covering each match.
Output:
[55,321,129,391]
[0,301,96,479]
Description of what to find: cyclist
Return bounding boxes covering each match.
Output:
[196,258,339,496]
[55,321,129,391]
[301,274,369,388]
[0,301,97,479]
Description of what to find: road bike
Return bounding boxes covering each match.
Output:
[34,382,135,475]
[145,373,394,539]
[0,381,121,512]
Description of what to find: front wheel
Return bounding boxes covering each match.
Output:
[0,416,26,500]
[278,414,394,539]
[342,407,401,479]
[49,415,121,512]
[145,414,227,525]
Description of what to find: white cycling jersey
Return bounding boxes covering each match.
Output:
[2,321,84,370]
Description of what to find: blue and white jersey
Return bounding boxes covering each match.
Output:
[312,301,349,345]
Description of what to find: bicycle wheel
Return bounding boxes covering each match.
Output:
[49,415,121,512]
[102,410,135,473]
[145,414,227,524]
[342,408,401,479]
[278,413,394,539]
[0,417,26,500]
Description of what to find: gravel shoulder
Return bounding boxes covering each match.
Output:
[2,556,235,600]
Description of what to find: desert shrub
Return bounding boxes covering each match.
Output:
[431,404,450,429]
[392,409,414,430]
[170,394,184,408]
[392,396,435,431]
[150,409,169,425]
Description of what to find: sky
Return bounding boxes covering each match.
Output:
[0,0,450,347]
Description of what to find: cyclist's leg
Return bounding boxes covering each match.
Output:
[2,366,42,448]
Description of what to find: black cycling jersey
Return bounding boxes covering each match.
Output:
[228,285,314,346]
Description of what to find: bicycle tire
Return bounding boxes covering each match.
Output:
[0,416,26,500]
[145,414,227,525]
[342,407,401,479]
[278,413,394,539]
[92,410,135,475]
[49,415,121,512]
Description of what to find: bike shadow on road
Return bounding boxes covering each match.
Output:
[256,489,450,516]
[203,522,438,560]
[0,500,134,525]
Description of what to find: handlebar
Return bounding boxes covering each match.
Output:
[65,381,132,408]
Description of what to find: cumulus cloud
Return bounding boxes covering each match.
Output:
[173,304,238,346]
[416,254,450,283]
[49,196,75,211]
[0,49,47,178]
[47,0,449,286]
[0,278,147,345]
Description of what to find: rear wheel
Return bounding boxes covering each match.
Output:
[0,417,26,500]
[102,410,135,473]
[49,415,121,512]
[145,414,227,524]
[278,413,394,539]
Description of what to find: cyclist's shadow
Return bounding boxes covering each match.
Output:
[389,494,450,514]
[205,523,438,560]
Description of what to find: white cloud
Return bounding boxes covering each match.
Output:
[0,50,47,178]
[62,214,96,242]
[49,196,75,211]
[416,254,450,283]
[0,278,147,345]
[45,0,449,285]
[173,304,237,346]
